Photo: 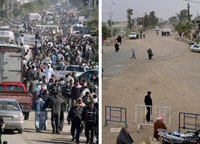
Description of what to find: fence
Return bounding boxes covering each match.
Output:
[135,104,171,132]
[178,112,200,132]
[104,106,127,127]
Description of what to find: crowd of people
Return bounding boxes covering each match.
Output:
[1,4,99,144]
[20,29,99,144]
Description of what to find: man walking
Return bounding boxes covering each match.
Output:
[82,101,98,144]
[47,93,64,134]
[144,91,152,122]
[131,48,136,59]
[67,102,83,144]
[32,95,45,132]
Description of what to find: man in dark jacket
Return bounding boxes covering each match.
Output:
[62,81,72,112]
[71,81,82,107]
[82,101,98,144]
[144,91,152,122]
[115,43,119,52]
[116,35,122,44]
[47,93,64,134]
[67,102,83,144]
[49,80,62,96]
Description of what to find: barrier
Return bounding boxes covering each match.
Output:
[135,104,171,132]
[178,112,200,132]
[104,106,127,127]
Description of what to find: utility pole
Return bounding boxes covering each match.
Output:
[109,3,115,37]
[187,3,190,22]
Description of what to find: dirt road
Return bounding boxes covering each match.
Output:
[102,32,200,144]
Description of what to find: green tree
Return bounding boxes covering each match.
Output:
[177,9,192,22]
[144,13,148,28]
[102,23,110,40]
[168,16,178,24]
[149,11,158,26]
[87,18,98,35]
[0,0,6,10]
[127,8,133,29]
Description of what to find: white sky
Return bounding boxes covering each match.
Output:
[102,0,200,22]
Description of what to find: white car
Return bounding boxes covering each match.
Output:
[54,65,87,79]
[190,44,200,52]
[129,32,138,39]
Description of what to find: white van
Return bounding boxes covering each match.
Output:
[0,31,15,43]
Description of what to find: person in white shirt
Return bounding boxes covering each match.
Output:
[19,34,24,46]
[45,64,54,82]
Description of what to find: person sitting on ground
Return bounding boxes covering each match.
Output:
[153,115,167,141]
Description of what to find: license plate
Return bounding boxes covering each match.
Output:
[3,117,12,121]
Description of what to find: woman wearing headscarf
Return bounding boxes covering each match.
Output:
[116,127,134,144]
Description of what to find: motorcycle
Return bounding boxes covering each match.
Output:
[158,129,200,144]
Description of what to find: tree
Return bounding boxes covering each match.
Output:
[177,9,192,22]
[87,18,98,35]
[102,23,110,40]
[149,11,158,26]
[143,11,158,29]
[0,0,6,10]
[127,8,133,29]
[144,13,148,28]
[69,0,83,8]
[168,16,178,24]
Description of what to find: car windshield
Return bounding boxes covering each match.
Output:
[65,66,85,72]
[0,101,20,111]
[5,85,17,91]
[130,32,136,35]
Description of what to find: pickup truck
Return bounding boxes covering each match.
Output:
[54,65,87,79]
[0,83,33,120]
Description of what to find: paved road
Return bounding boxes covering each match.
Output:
[102,32,200,144]
[2,111,87,144]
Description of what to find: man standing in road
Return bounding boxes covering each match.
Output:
[144,91,152,122]
[45,64,54,83]
[19,34,24,46]
[131,48,136,59]
[115,42,120,52]
[32,95,45,132]
[47,93,64,134]
[67,102,83,144]
[116,35,122,44]
[82,101,98,144]
[71,81,82,107]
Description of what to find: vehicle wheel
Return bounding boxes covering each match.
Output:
[18,129,23,134]
[24,112,29,120]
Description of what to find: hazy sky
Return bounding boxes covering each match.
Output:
[102,0,200,22]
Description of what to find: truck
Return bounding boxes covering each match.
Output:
[0,44,33,120]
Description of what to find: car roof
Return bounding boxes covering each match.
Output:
[0,98,17,102]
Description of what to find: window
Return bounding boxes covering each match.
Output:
[0,101,19,111]
[5,85,17,91]
[19,86,24,92]
[0,85,3,91]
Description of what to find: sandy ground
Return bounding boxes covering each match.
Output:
[102,32,200,144]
